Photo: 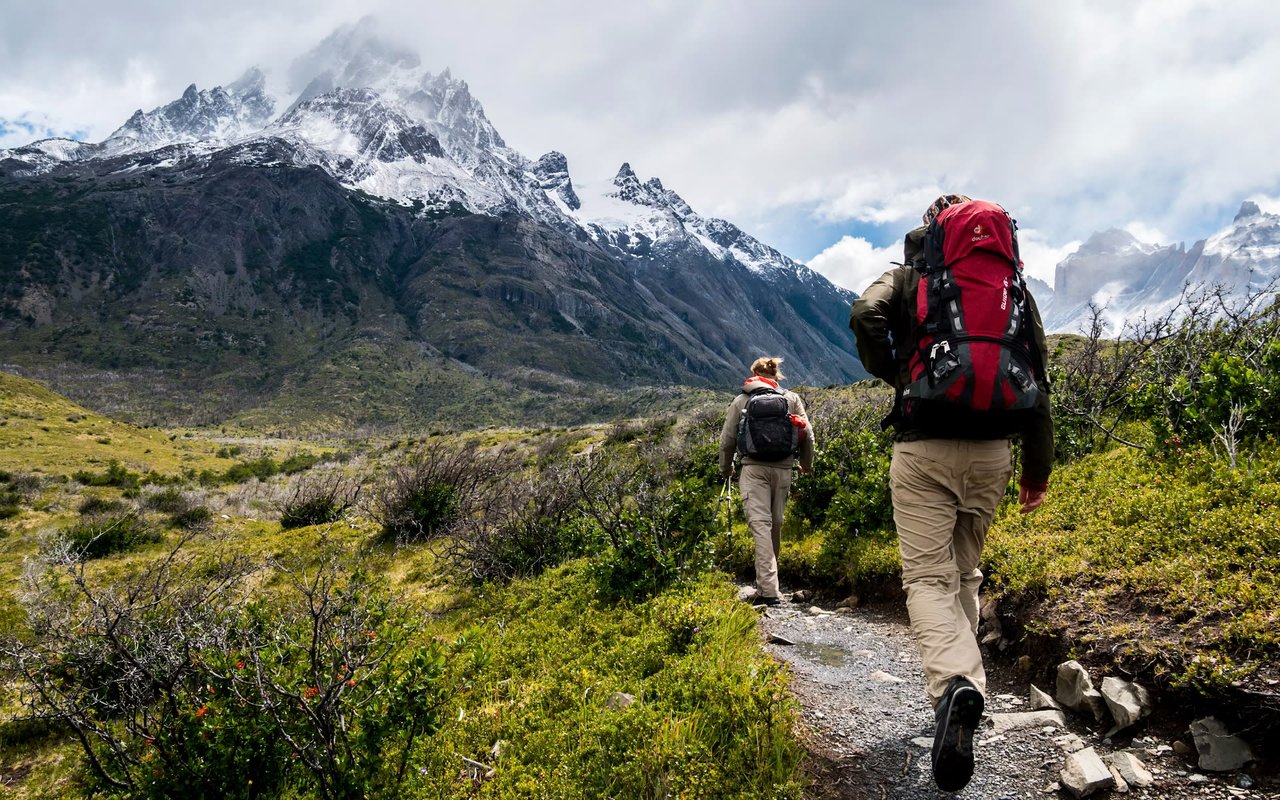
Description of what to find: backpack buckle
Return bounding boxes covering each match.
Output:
[930,341,952,359]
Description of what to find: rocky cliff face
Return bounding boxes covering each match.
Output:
[1042,202,1280,334]
[0,22,864,428]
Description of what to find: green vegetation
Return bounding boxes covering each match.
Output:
[985,442,1280,686]
[3,285,1279,796]
[0,385,801,799]
[0,372,227,476]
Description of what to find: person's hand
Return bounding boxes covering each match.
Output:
[1019,487,1046,514]
[797,464,810,474]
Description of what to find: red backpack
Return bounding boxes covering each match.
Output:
[900,200,1043,430]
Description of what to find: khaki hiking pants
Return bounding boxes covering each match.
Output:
[889,438,1012,703]
[739,463,793,599]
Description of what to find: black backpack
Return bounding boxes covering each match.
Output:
[736,389,800,461]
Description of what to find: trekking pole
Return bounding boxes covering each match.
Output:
[718,473,736,536]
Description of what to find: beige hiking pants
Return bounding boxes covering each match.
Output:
[889,438,1012,703]
[739,463,793,599]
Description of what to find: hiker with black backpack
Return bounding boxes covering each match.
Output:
[719,356,814,606]
[849,195,1053,792]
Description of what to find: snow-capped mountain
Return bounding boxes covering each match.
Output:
[1042,202,1280,334]
[0,20,863,426]
[0,19,822,290]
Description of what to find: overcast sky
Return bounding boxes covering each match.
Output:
[3,0,1278,292]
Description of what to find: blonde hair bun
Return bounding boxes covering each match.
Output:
[750,356,784,379]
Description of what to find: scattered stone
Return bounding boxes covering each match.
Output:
[868,670,905,684]
[1030,684,1062,711]
[490,740,506,760]
[1042,782,1061,794]
[806,606,832,616]
[767,633,795,646]
[1060,747,1115,798]
[1108,765,1130,793]
[606,692,635,710]
[989,710,1068,733]
[791,589,813,604]
[1236,773,1256,789]
[1016,654,1034,673]
[851,649,875,658]
[980,597,1001,636]
[1056,660,1108,722]
[1107,752,1154,788]
[460,756,496,782]
[1190,717,1256,772]
[737,586,758,601]
[1101,676,1153,734]
[1055,732,1086,753]
[979,734,1007,746]
[1173,740,1193,756]
[834,594,859,609]
[1146,744,1174,756]
[911,736,933,749]
[1189,773,1210,784]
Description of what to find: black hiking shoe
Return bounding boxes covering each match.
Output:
[931,677,984,792]
[756,595,781,606]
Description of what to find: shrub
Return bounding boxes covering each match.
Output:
[2,541,448,800]
[141,485,189,513]
[280,451,322,474]
[77,495,126,515]
[279,473,359,530]
[54,512,162,560]
[579,446,720,602]
[169,505,213,531]
[369,443,511,543]
[442,462,600,582]
[71,460,139,489]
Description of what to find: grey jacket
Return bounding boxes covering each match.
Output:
[719,376,815,477]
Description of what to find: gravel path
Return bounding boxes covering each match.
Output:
[752,592,1276,800]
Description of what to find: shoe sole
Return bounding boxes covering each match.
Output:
[933,685,984,792]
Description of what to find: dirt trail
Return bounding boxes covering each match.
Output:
[754,593,1277,800]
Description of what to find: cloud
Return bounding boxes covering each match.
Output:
[2,0,1278,262]
[805,235,901,294]
[1018,229,1082,286]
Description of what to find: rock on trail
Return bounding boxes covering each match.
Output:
[754,592,1275,799]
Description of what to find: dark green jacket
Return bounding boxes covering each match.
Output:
[849,227,1054,491]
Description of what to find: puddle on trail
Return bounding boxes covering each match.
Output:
[787,641,850,667]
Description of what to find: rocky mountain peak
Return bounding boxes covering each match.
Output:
[533,151,580,210]
[1077,228,1142,254]
[273,87,443,165]
[1235,200,1263,223]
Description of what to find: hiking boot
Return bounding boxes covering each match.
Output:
[756,595,781,607]
[931,677,984,792]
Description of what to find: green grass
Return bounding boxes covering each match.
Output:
[408,562,804,799]
[985,442,1280,685]
[0,372,226,476]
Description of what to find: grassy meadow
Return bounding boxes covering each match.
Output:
[3,286,1280,798]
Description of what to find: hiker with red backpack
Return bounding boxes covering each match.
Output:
[850,195,1053,792]
[719,356,815,606]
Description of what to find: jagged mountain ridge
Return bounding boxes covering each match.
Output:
[1041,201,1280,333]
[0,21,863,427]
